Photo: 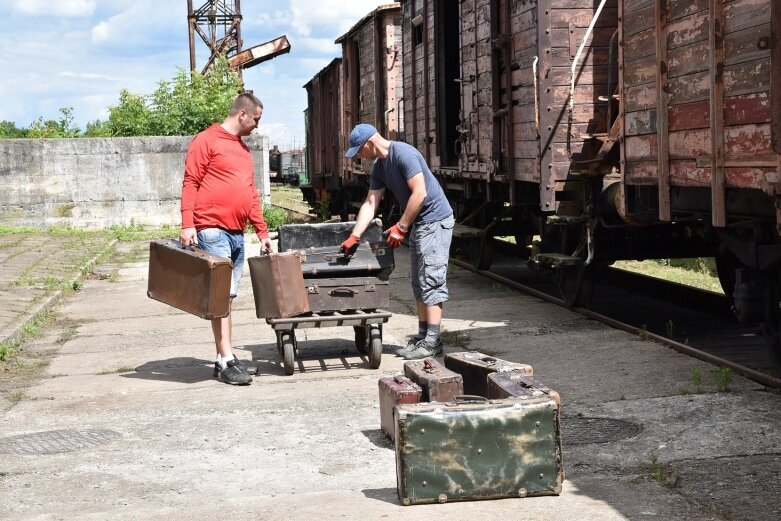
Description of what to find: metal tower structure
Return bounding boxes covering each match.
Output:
[187,0,244,76]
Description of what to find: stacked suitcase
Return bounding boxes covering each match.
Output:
[277,221,394,313]
[381,351,564,505]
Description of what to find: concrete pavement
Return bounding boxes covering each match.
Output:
[0,235,779,520]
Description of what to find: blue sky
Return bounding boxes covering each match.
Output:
[0,0,390,149]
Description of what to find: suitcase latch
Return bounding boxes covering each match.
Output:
[364,282,375,292]
[307,283,319,294]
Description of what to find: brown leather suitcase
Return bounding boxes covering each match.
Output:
[403,358,464,403]
[304,277,389,313]
[296,242,394,280]
[147,239,232,319]
[247,252,310,318]
[486,369,561,405]
[378,376,422,440]
[444,351,533,398]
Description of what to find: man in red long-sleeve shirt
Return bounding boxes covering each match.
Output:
[180,92,273,385]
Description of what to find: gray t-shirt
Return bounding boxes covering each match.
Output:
[369,141,452,224]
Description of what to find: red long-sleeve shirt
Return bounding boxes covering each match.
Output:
[181,123,269,238]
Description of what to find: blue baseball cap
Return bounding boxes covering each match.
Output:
[345,123,377,158]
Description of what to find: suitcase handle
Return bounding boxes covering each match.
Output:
[328,287,357,297]
[453,395,490,403]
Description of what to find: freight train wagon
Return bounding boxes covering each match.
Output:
[304,0,781,370]
[302,3,403,221]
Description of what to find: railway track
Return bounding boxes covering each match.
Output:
[454,242,781,389]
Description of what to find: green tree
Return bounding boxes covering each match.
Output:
[83,119,113,137]
[107,90,151,136]
[0,120,27,138]
[109,55,241,137]
[27,108,81,138]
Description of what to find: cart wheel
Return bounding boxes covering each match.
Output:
[354,325,369,354]
[368,325,382,369]
[280,331,296,376]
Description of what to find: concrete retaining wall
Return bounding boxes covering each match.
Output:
[0,134,269,229]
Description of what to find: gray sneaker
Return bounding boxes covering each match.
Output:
[395,336,424,357]
[217,358,253,385]
[401,339,444,360]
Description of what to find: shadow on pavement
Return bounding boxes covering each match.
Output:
[361,428,394,450]
[361,487,399,505]
[120,357,215,384]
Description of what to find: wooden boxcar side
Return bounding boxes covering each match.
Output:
[304,58,344,197]
[620,0,778,230]
[337,3,403,181]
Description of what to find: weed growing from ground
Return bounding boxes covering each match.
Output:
[638,324,648,341]
[711,367,732,392]
[692,367,703,393]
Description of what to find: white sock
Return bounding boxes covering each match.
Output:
[218,354,231,370]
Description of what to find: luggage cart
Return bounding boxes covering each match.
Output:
[267,308,392,375]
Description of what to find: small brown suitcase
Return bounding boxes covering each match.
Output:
[444,351,533,397]
[486,369,561,405]
[247,252,310,318]
[147,239,232,319]
[403,358,464,403]
[378,376,422,440]
[304,277,389,313]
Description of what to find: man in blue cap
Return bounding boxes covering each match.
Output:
[340,123,455,359]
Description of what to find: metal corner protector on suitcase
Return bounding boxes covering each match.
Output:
[147,239,232,320]
[444,351,533,397]
[247,251,310,318]
[394,395,564,505]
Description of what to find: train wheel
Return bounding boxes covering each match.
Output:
[469,234,494,270]
[557,265,593,308]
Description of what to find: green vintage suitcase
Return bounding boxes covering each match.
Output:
[394,396,563,505]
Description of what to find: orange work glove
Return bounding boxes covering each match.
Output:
[384,222,408,248]
[340,234,361,256]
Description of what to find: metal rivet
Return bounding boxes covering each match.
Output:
[536,421,541,427]
[420,428,425,434]
[477,448,482,454]
[518,488,528,498]
[539,473,544,479]
[422,481,427,487]
[438,493,447,503]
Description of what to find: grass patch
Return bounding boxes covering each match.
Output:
[110,224,179,242]
[0,340,19,362]
[97,366,136,375]
[612,258,722,293]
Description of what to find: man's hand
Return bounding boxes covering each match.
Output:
[340,234,361,256]
[180,227,197,247]
[260,237,273,254]
[384,222,408,248]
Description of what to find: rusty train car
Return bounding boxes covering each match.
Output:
[304,1,781,369]
[303,3,402,219]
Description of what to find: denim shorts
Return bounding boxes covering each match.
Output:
[196,228,245,298]
[408,215,455,306]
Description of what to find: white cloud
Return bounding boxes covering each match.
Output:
[295,37,341,55]
[13,0,96,18]
[59,71,119,82]
[90,1,182,48]
[290,0,389,38]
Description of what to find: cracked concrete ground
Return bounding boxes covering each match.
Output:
[1,237,779,520]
